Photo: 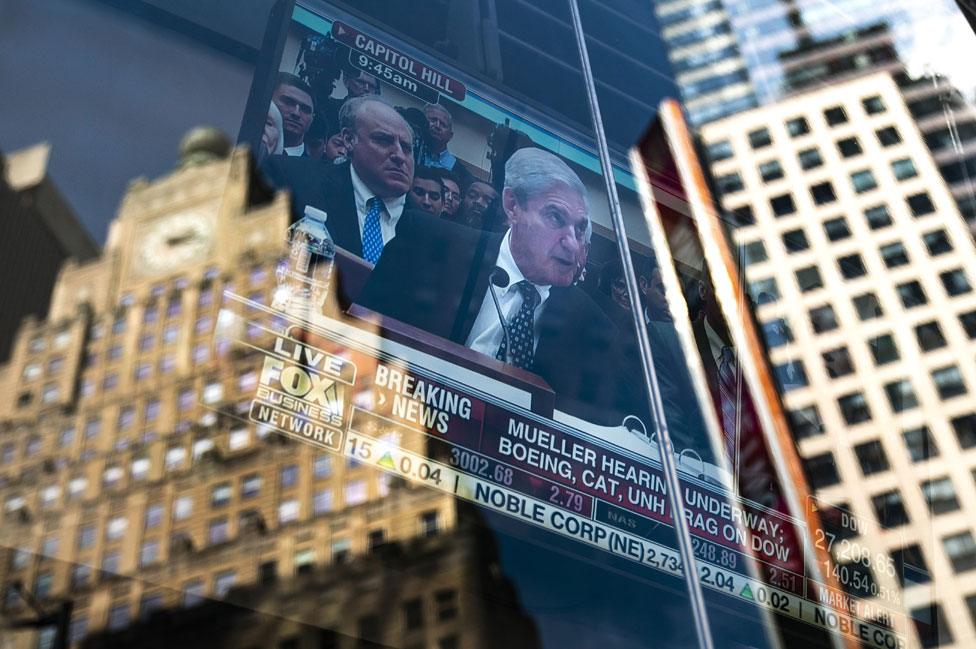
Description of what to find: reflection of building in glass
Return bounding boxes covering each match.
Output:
[0,143,98,363]
[0,130,537,649]
[656,0,976,227]
[701,72,976,648]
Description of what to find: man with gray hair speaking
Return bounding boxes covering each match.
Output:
[358,147,623,424]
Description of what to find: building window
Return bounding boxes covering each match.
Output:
[896,281,927,308]
[727,205,755,226]
[71,564,91,589]
[891,158,918,180]
[213,570,236,597]
[878,243,911,270]
[278,499,300,524]
[314,454,333,478]
[280,464,298,488]
[140,540,160,566]
[145,503,163,529]
[922,230,952,256]
[822,216,850,241]
[786,116,810,136]
[798,147,823,170]
[932,365,967,399]
[911,603,953,648]
[107,603,129,631]
[822,346,854,378]
[404,598,424,631]
[850,170,877,193]
[902,426,938,463]
[884,379,919,412]
[239,473,261,499]
[313,489,333,515]
[182,580,205,607]
[907,192,935,217]
[165,446,186,471]
[838,392,871,425]
[208,518,229,545]
[803,452,840,489]
[106,516,128,541]
[876,126,901,146]
[211,482,232,508]
[862,95,886,114]
[944,531,976,572]
[940,269,971,296]
[345,480,368,507]
[915,322,947,351]
[706,140,733,161]
[773,360,807,392]
[809,305,838,333]
[864,204,892,229]
[332,538,351,564]
[953,413,976,448]
[228,428,250,450]
[796,266,823,292]
[760,318,793,348]
[770,193,796,216]
[824,106,848,125]
[748,127,772,149]
[854,440,889,475]
[435,589,458,621]
[837,254,866,279]
[788,405,823,440]
[921,477,960,515]
[836,137,862,158]
[782,228,809,253]
[168,499,192,527]
[810,181,837,205]
[421,510,439,537]
[868,333,899,365]
[960,310,976,338]
[871,490,909,528]
[101,551,121,575]
[747,278,779,304]
[890,545,930,586]
[716,172,744,194]
[759,160,784,182]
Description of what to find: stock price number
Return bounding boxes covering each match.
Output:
[548,485,586,514]
[643,547,683,574]
[450,447,513,486]
[692,537,739,570]
[349,436,443,486]
[700,565,736,593]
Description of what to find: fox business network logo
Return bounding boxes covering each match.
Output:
[248,334,355,452]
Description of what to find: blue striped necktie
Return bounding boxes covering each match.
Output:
[362,197,384,264]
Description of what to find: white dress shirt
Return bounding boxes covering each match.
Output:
[350,165,405,245]
[465,230,551,357]
[284,142,305,156]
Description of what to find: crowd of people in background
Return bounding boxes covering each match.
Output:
[260,66,510,235]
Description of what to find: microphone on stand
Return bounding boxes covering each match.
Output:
[488,267,512,364]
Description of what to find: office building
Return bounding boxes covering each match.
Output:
[0,129,536,649]
[701,71,976,647]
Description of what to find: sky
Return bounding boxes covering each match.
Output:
[0,0,259,244]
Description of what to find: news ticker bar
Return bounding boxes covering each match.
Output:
[341,416,905,649]
[223,309,907,648]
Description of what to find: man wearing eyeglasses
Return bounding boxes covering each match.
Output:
[271,72,315,157]
[406,166,445,217]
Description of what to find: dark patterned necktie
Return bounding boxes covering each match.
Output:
[717,345,738,469]
[496,280,540,370]
[362,197,384,264]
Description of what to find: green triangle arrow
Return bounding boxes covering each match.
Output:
[377,452,396,470]
[740,584,754,600]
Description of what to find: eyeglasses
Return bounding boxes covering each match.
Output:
[411,187,442,201]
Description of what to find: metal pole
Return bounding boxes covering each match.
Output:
[565,2,715,648]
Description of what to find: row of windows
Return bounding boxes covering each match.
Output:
[726,190,936,230]
[715,125,906,195]
[706,94,888,162]
[750,263,972,311]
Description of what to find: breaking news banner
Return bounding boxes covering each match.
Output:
[208,289,906,649]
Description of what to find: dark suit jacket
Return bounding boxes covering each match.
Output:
[357,216,625,424]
